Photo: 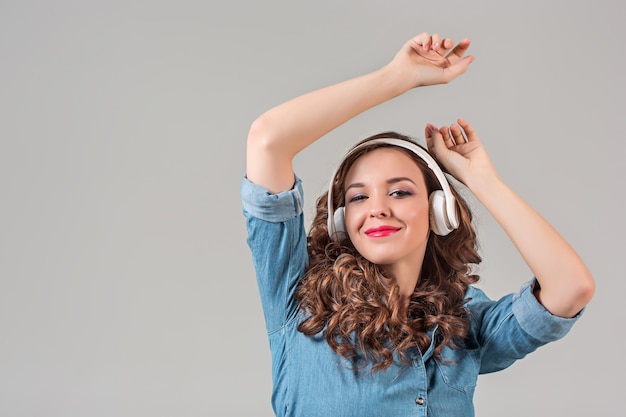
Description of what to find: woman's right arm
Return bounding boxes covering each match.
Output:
[246,32,475,193]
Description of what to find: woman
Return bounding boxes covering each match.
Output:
[241,32,594,417]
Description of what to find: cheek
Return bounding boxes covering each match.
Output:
[403,202,431,229]
[344,206,364,233]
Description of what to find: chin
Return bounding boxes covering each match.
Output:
[359,253,397,266]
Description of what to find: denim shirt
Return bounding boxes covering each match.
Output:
[241,176,581,417]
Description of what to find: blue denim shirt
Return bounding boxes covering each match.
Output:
[241,176,581,417]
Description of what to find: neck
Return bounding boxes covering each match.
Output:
[387,261,422,314]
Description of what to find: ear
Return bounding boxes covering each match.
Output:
[429,191,453,236]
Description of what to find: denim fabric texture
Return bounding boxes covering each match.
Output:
[241,176,581,417]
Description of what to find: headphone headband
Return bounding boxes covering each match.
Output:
[327,137,459,240]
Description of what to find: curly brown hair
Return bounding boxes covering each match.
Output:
[295,132,482,372]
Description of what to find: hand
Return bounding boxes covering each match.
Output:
[424,119,497,187]
[389,33,474,89]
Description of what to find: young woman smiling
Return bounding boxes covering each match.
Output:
[241,32,594,417]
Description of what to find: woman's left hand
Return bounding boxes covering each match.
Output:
[424,119,497,187]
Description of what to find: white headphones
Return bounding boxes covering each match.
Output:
[327,138,460,241]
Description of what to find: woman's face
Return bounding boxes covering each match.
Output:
[343,147,431,269]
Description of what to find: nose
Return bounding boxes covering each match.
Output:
[369,196,390,218]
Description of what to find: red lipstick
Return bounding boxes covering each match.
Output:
[365,225,400,237]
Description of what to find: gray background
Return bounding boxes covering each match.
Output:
[1,0,624,416]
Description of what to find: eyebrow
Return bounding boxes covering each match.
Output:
[345,177,416,192]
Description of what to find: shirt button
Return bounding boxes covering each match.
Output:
[415,397,425,406]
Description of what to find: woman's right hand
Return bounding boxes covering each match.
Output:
[388,33,473,89]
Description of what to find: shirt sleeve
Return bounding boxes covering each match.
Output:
[240,176,309,334]
[466,279,584,374]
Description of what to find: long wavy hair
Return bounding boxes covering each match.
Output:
[295,132,482,372]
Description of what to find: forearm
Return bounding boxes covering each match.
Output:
[246,64,410,192]
[468,175,595,318]
[258,64,409,153]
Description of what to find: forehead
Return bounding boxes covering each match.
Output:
[344,147,426,183]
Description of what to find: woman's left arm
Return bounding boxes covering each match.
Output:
[426,119,595,318]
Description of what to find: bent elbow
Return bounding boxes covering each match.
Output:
[247,114,281,152]
[539,270,596,318]
[576,272,596,306]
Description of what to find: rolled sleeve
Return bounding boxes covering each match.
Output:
[241,174,308,333]
[468,279,584,374]
[511,279,583,343]
[241,176,304,222]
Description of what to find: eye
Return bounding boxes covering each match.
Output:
[390,189,413,198]
[347,194,367,203]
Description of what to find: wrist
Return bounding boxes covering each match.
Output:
[466,172,507,202]
[378,63,418,96]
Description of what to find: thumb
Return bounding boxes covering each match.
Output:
[445,55,474,81]
[424,123,436,152]
[426,125,448,159]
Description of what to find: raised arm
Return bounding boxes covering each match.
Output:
[425,120,595,318]
[246,33,474,193]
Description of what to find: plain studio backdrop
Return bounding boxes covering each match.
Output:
[0,0,623,416]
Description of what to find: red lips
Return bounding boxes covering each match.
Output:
[365,225,400,237]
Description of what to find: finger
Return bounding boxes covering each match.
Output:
[413,32,430,44]
[437,37,455,55]
[405,32,431,53]
[442,38,455,50]
[446,38,471,63]
[439,126,455,147]
[415,32,433,51]
[449,123,468,144]
[431,33,443,52]
[424,123,437,150]
[457,118,480,142]
[429,126,449,159]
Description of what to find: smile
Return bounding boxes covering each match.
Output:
[365,225,401,237]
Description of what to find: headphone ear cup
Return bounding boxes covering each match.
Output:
[429,191,453,236]
[332,207,346,241]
